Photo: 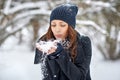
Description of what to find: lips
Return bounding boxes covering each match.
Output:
[55,34,62,38]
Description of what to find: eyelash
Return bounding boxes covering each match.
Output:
[51,25,66,27]
[61,25,66,27]
[51,25,56,27]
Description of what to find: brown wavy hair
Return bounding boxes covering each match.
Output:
[40,25,77,62]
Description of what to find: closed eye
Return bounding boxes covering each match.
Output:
[51,25,56,27]
[61,25,66,27]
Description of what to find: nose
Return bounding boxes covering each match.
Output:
[55,26,60,33]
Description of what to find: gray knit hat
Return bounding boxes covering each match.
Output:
[50,3,78,29]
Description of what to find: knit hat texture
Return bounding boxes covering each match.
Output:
[50,3,78,28]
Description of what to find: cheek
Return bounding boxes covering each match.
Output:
[62,28,68,36]
[51,27,55,33]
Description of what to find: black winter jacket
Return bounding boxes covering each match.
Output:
[34,34,92,80]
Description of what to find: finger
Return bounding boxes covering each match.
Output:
[36,43,40,48]
[51,47,57,50]
[49,48,55,53]
[36,44,42,51]
[47,50,51,54]
[54,42,57,46]
[48,49,53,54]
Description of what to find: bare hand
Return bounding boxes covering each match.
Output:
[36,43,42,51]
[47,47,57,55]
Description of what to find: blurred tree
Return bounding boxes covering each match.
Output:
[0,0,50,46]
[30,18,40,51]
[101,0,120,60]
[74,0,120,60]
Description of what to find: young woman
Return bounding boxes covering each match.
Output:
[34,3,92,80]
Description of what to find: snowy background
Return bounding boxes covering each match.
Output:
[0,0,120,80]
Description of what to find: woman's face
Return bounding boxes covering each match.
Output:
[51,20,68,40]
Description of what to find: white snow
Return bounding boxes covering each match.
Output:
[90,46,120,80]
[0,37,42,80]
[36,40,59,53]
[85,1,111,7]
[3,0,12,14]
[110,26,116,39]
[118,31,120,42]
[66,0,71,3]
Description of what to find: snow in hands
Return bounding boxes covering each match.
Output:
[36,39,61,54]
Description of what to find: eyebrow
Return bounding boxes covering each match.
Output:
[51,22,65,24]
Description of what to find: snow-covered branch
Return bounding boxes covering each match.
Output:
[3,1,48,15]
[83,1,120,16]
[66,0,71,3]
[84,1,111,7]
[3,0,12,14]
[14,9,51,21]
[76,20,108,35]
[0,17,30,43]
[118,31,120,42]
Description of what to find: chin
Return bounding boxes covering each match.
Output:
[55,37,62,40]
